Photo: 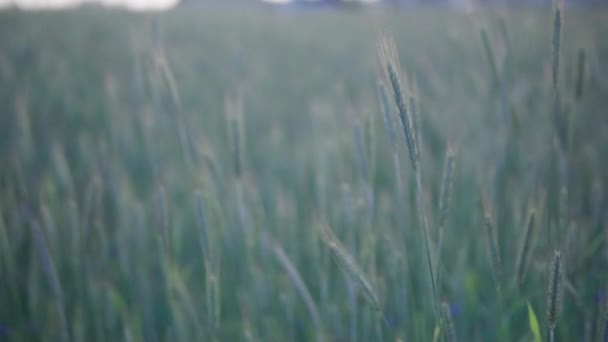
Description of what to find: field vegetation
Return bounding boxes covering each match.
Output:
[0,4,607,341]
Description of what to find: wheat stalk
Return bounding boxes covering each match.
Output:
[378,33,440,325]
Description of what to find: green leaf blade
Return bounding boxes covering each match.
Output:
[528,302,542,342]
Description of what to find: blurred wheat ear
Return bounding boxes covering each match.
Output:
[546,249,564,342]
[320,222,382,313]
[377,81,396,149]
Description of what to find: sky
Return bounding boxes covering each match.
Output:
[0,0,293,10]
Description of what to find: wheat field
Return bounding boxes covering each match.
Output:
[0,5,607,341]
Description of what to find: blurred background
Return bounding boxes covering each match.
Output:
[0,0,607,341]
[1,0,607,10]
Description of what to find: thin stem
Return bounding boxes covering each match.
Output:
[415,169,440,326]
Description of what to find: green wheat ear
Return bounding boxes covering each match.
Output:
[377,34,418,171]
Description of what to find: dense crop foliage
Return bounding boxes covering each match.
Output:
[0,5,607,341]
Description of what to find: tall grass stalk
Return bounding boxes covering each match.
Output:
[379,77,412,335]
[378,34,440,326]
